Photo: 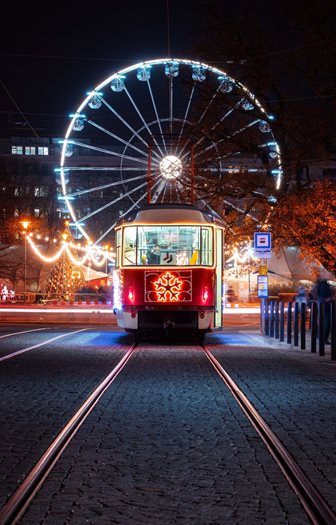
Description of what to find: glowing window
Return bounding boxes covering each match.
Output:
[122,225,213,267]
[11,146,23,155]
[37,146,49,155]
[25,146,36,155]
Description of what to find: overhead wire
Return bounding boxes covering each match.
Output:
[0,79,39,137]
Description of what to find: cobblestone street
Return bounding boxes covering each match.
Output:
[0,325,335,523]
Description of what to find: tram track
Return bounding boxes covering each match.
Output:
[0,341,335,524]
[0,342,137,525]
[203,344,336,525]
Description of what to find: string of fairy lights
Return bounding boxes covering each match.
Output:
[21,221,115,271]
[225,241,259,277]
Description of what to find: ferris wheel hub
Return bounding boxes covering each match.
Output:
[160,155,182,180]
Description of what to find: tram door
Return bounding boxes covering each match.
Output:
[215,228,224,327]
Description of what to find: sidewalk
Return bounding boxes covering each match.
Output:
[0,303,117,325]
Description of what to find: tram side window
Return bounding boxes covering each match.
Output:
[137,226,149,265]
[123,226,137,265]
[116,229,121,267]
[201,227,213,265]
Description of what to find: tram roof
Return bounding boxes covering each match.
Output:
[115,204,225,228]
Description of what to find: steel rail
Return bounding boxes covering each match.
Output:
[0,344,137,525]
[203,346,336,525]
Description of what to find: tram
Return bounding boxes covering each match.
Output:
[112,203,224,340]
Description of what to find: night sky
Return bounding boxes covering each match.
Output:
[0,0,317,138]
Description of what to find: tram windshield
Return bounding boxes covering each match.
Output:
[122,225,213,266]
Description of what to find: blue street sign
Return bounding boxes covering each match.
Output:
[254,231,271,251]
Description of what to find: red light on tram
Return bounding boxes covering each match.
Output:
[202,287,209,302]
[128,286,135,302]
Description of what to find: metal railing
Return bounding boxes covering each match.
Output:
[261,299,336,361]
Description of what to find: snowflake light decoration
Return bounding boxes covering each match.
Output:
[153,272,183,302]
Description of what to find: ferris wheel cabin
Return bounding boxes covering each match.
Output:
[112,204,224,339]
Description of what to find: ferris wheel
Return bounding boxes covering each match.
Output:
[59,58,282,245]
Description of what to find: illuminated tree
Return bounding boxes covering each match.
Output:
[44,256,85,300]
[44,224,85,300]
[270,179,336,274]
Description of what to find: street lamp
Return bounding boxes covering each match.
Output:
[61,231,68,299]
[21,220,30,303]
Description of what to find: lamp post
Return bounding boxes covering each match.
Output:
[61,231,68,299]
[21,220,30,303]
[104,244,109,274]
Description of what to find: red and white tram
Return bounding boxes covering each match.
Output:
[112,203,224,340]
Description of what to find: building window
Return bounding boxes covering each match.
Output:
[11,146,23,155]
[37,146,49,156]
[25,146,36,155]
[34,186,49,197]
[14,187,28,197]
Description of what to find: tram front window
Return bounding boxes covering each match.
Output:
[122,225,213,266]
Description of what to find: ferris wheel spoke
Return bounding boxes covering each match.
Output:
[194,119,260,159]
[151,179,167,204]
[169,77,173,137]
[211,98,245,132]
[146,80,168,154]
[68,140,148,165]
[161,183,169,202]
[175,84,195,155]
[78,177,158,223]
[94,178,162,245]
[194,191,220,216]
[197,84,222,126]
[99,96,159,156]
[222,199,259,221]
[65,174,147,199]
[179,101,244,163]
[86,119,150,158]
[123,86,165,157]
[57,166,144,172]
